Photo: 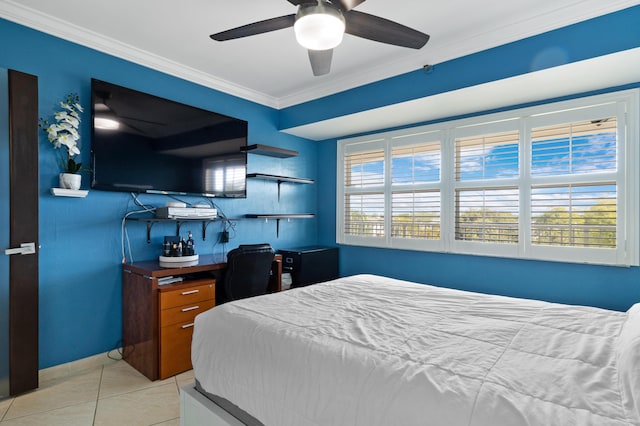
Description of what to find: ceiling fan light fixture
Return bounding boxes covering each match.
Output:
[294,3,345,51]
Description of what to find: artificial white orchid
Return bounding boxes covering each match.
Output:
[39,93,84,173]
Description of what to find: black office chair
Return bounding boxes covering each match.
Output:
[223,243,275,302]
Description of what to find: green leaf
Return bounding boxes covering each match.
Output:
[66,158,82,173]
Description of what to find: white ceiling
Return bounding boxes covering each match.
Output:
[1,0,638,110]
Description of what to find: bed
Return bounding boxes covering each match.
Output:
[182,274,640,426]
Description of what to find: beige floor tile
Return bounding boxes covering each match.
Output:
[151,418,180,426]
[93,382,180,426]
[98,361,173,400]
[3,368,101,420]
[175,370,194,389]
[0,401,96,426]
[39,353,118,384]
[0,397,14,421]
[38,365,103,390]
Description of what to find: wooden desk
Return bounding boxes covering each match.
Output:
[122,254,282,380]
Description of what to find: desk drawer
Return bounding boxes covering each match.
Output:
[159,321,195,379]
[160,299,214,328]
[159,280,214,310]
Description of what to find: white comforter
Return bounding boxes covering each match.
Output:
[192,274,640,426]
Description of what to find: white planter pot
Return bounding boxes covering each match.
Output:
[59,173,81,190]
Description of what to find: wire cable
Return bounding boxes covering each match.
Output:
[121,193,156,264]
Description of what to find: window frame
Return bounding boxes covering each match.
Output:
[336,89,639,267]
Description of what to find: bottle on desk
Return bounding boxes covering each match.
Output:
[186,231,195,256]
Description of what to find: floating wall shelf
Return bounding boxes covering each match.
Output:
[247,173,314,201]
[245,214,315,238]
[241,144,298,158]
[126,217,217,243]
[50,188,89,198]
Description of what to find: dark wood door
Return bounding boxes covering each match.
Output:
[7,70,39,395]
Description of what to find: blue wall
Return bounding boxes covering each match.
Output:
[0,18,319,369]
[2,5,640,370]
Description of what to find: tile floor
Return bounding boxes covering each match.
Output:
[0,358,191,426]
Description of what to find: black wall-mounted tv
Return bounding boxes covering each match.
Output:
[90,79,247,198]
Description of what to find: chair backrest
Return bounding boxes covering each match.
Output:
[224,243,275,301]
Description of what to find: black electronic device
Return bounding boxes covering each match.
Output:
[90,79,248,198]
[278,246,339,288]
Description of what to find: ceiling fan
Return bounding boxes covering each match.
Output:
[210,0,430,76]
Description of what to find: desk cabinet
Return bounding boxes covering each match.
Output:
[122,255,281,380]
[122,257,224,380]
[159,280,214,379]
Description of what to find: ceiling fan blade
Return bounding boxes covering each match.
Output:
[345,10,429,49]
[331,0,366,12]
[308,49,333,76]
[210,15,295,41]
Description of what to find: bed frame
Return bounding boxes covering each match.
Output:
[180,383,245,426]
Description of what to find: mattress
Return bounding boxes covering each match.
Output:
[192,274,640,426]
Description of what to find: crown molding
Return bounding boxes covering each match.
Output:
[1,0,637,110]
[0,0,280,108]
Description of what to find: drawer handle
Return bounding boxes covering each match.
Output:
[181,290,199,296]
[182,323,195,329]
[181,306,199,312]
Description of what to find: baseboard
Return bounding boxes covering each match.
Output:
[39,349,122,383]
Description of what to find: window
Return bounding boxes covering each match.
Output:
[391,140,441,242]
[453,124,520,248]
[337,90,639,266]
[343,146,385,239]
[454,188,519,244]
[530,117,618,249]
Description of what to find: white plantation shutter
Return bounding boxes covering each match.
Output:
[391,141,442,241]
[454,128,520,247]
[455,131,520,181]
[526,103,629,265]
[392,143,440,184]
[343,148,385,238]
[531,118,617,176]
[529,115,619,251]
[392,190,440,240]
[344,192,385,237]
[344,149,384,188]
[531,184,616,248]
[455,188,519,244]
[337,89,638,266]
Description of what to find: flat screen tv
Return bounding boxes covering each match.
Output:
[90,79,247,198]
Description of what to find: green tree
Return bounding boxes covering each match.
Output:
[392,213,440,239]
[348,211,384,236]
[532,201,616,247]
[582,200,616,247]
[532,207,580,246]
[456,208,518,243]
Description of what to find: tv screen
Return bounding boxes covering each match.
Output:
[90,79,247,198]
